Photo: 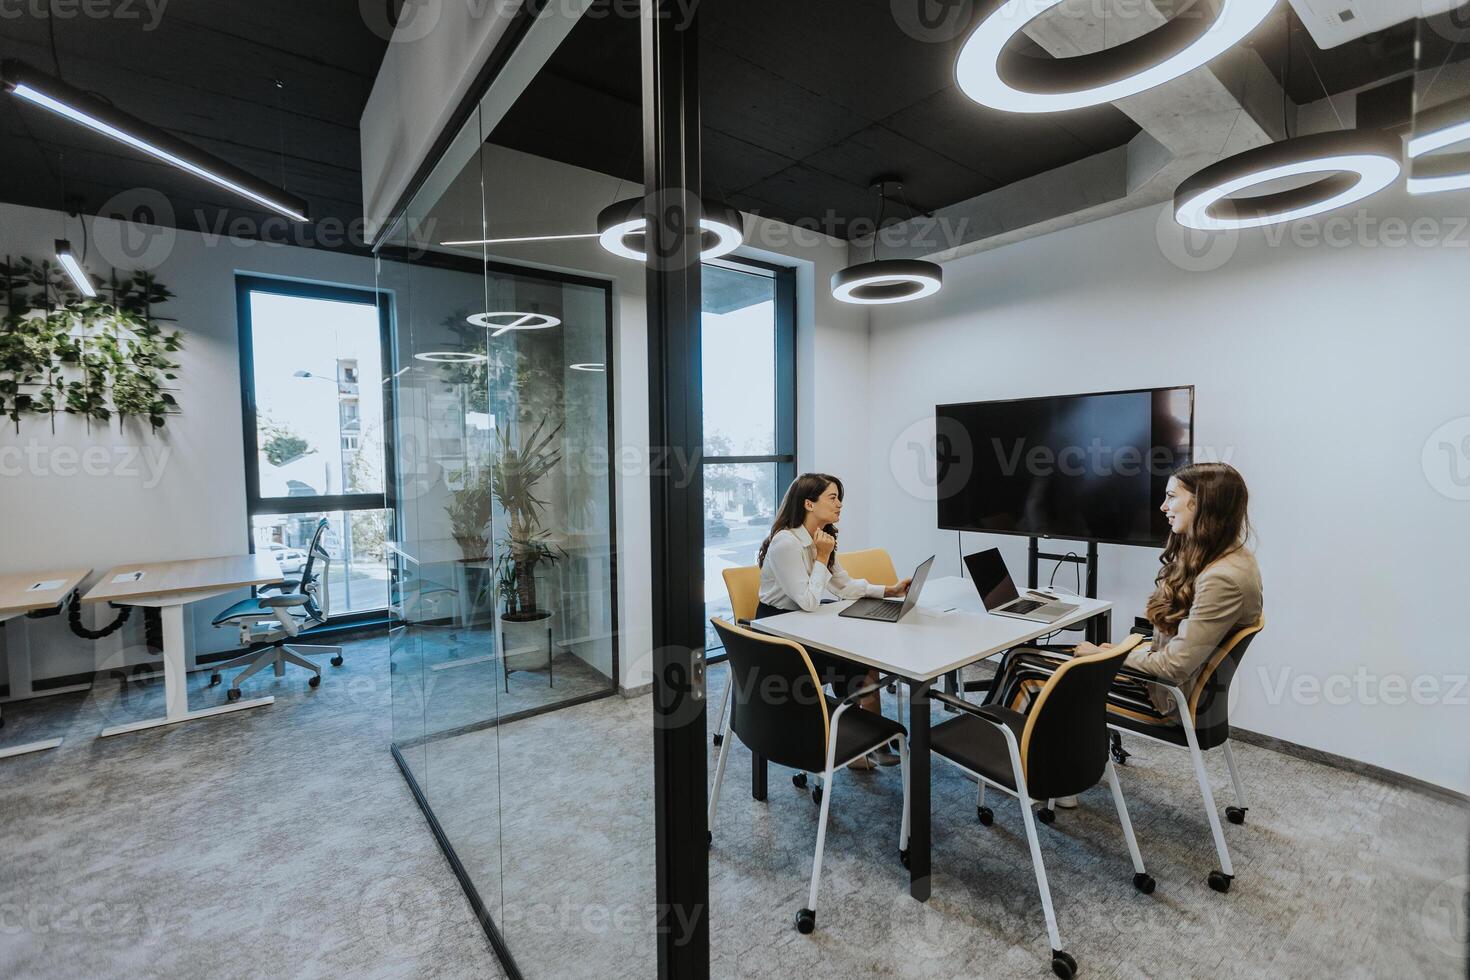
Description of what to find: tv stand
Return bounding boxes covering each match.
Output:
[1027,538,1098,598]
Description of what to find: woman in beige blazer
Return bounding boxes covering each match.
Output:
[994,461,1263,718]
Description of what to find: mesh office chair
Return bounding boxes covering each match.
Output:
[1103,617,1266,893]
[928,636,1154,980]
[707,618,910,935]
[210,519,343,699]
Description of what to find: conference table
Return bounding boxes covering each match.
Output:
[0,567,92,759]
[81,554,285,737]
[751,575,1113,901]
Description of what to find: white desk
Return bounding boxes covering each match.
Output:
[0,568,91,759]
[81,555,284,737]
[751,575,1114,901]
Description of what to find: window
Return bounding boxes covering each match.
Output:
[237,276,395,618]
[701,260,796,649]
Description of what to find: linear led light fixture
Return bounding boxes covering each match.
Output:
[441,232,600,247]
[54,239,96,297]
[2,59,309,222]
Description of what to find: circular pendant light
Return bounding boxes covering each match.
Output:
[1407,97,1470,196]
[832,259,943,305]
[955,0,1277,113]
[596,197,744,262]
[831,178,944,306]
[570,362,605,372]
[1174,130,1402,230]
[466,311,563,337]
[414,351,487,364]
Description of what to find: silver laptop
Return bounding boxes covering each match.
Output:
[838,555,935,623]
[963,548,1078,624]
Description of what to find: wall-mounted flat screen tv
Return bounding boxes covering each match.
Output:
[935,386,1194,547]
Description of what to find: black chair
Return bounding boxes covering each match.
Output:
[210,519,343,697]
[928,635,1155,980]
[1104,617,1266,893]
[706,618,909,935]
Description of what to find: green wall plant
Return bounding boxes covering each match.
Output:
[0,254,182,431]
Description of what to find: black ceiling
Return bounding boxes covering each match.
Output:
[0,0,390,252]
[0,0,1457,253]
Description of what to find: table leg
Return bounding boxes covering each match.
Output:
[100,601,273,737]
[1089,609,1112,645]
[908,680,931,901]
[751,751,767,801]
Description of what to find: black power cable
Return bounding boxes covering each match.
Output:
[66,593,132,640]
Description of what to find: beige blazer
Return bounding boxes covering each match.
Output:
[1125,548,1263,715]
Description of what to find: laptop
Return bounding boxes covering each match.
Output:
[838,555,935,623]
[963,548,1079,624]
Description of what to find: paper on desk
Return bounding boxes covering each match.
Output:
[111,571,146,584]
[27,579,64,592]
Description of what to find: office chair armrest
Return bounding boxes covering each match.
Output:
[260,594,310,609]
[835,672,903,708]
[929,690,1020,729]
[258,581,300,596]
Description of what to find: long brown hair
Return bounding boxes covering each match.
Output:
[757,473,843,569]
[1145,462,1251,636]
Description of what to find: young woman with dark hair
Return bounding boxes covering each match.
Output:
[754,473,911,768]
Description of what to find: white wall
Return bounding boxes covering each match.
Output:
[0,201,373,688]
[865,188,1470,794]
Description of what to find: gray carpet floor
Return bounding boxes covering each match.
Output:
[2,635,1466,979]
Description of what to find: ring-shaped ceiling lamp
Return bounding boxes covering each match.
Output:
[1173,130,1402,230]
[466,311,563,337]
[832,259,943,305]
[596,197,744,262]
[955,0,1277,113]
[570,363,605,372]
[1407,97,1470,195]
[414,351,487,363]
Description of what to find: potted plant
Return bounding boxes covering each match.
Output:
[490,417,564,680]
[445,462,493,561]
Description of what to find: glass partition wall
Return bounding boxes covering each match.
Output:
[376,7,646,977]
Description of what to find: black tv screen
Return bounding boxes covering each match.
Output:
[935,386,1194,547]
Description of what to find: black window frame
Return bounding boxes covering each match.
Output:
[701,255,797,650]
[235,274,398,625]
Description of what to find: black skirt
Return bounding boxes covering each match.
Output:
[754,601,871,697]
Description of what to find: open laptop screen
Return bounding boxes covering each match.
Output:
[963,548,1021,611]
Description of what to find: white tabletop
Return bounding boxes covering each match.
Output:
[750,576,1112,683]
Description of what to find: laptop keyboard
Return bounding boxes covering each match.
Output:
[1006,598,1045,614]
[850,598,903,620]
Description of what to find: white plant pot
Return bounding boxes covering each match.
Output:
[500,609,555,675]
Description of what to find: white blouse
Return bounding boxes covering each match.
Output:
[758,526,885,612]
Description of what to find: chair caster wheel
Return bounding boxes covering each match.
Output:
[1037,807,1056,825]
[1051,949,1076,979]
[811,786,823,806]
[226,688,242,702]
[330,655,343,667]
[792,772,807,789]
[1207,870,1233,893]
[712,733,724,746]
[1225,806,1247,825]
[308,675,321,688]
[794,908,816,935]
[1133,872,1156,894]
[208,673,221,687]
[899,848,909,868]
[977,806,994,826]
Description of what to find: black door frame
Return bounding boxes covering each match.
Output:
[643,1,710,976]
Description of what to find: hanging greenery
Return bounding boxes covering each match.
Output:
[0,254,182,432]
